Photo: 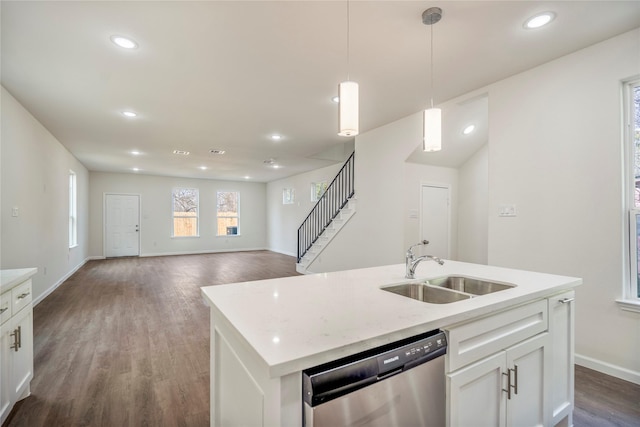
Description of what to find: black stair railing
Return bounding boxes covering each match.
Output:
[298,152,355,262]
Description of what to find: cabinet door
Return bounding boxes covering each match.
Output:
[0,322,13,424]
[506,333,550,427]
[447,351,506,427]
[548,291,575,426]
[10,308,33,401]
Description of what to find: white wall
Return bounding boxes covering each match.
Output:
[458,144,488,264]
[309,112,460,272]
[266,163,342,257]
[1,87,90,303]
[487,29,640,381]
[89,172,266,257]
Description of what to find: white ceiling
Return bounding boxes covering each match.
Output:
[2,1,639,182]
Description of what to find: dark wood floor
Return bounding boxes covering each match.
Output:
[5,251,640,426]
[5,251,299,427]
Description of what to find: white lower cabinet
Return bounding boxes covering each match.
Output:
[548,290,575,427]
[0,278,34,425]
[447,333,549,427]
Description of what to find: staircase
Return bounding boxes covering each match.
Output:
[297,152,355,274]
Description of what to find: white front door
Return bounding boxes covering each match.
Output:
[420,185,450,259]
[105,194,140,257]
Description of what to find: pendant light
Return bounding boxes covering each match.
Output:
[422,7,443,152]
[338,0,359,137]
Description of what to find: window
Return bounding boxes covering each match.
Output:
[624,78,640,307]
[69,170,77,247]
[172,188,199,237]
[217,191,240,236]
[283,188,295,205]
[311,181,328,202]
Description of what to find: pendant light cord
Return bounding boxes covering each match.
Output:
[347,0,351,81]
[429,22,434,109]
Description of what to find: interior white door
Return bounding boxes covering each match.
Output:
[420,185,450,259]
[105,194,140,257]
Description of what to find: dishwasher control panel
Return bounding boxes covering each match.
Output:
[376,331,446,375]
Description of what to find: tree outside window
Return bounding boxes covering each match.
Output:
[172,188,199,237]
[217,191,239,236]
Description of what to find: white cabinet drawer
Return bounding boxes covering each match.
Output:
[445,300,548,372]
[11,279,32,314]
[0,291,11,325]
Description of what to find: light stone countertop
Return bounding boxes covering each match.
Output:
[0,268,37,293]
[201,260,581,378]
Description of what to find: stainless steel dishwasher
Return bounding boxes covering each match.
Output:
[302,329,446,427]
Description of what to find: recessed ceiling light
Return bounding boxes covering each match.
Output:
[199,166,208,171]
[524,12,555,29]
[132,167,140,172]
[332,96,340,103]
[272,164,281,169]
[122,111,137,118]
[110,35,138,49]
[244,176,251,180]
[463,125,475,135]
[130,150,141,155]
[270,134,283,141]
[173,150,190,155]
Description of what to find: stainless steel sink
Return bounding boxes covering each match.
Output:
[428,276,515,295]
[382,283,471,304]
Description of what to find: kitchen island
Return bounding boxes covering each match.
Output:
[201,260,581,426]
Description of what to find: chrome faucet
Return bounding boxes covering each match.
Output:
[405,240,444,279]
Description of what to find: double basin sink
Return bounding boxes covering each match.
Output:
[382,276,515,304]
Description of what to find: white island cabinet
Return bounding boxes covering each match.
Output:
[201,261,581,427]
[0,268,37,425]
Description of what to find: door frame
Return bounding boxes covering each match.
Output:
[103,192,141,258]
[419,182,452,259]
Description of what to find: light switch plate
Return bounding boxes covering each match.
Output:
[499,204,517,217]
[11,207,18,217]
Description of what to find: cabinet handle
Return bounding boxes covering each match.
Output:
[502,370,512,400]
[512,365,518,395]
[559,297,574,304]
[17,292,30,299]
[17,325,22,349]
[10,327,20,352]
[0,307,7,315]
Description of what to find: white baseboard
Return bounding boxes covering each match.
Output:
[139,247,267,258]
[267,248,297,258]
[32,257,92,307]
[575,353,640,385]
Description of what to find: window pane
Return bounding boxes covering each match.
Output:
[633,85,640,208]
[217,192,238,214]
[174,216,198,237]
[173,188,198,213]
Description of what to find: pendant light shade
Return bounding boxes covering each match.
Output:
[338,81,359,137]
[423,107,441,152]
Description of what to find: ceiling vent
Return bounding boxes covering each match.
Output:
[173,150,190,155]
[210,149,226,155]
